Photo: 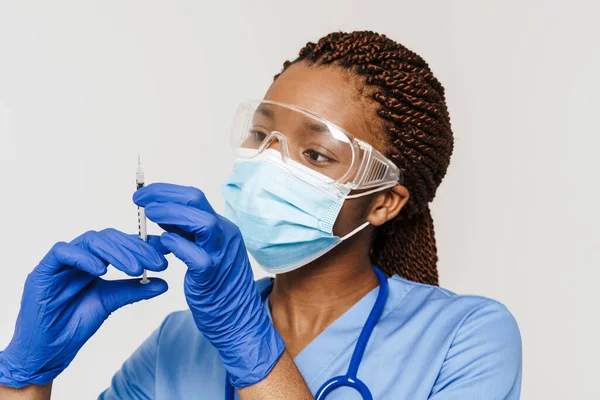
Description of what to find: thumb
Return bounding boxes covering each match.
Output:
[99,278,168,314]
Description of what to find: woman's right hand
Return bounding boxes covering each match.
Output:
[0,229,169,389]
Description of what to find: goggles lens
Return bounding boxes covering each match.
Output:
[232,100,356,181]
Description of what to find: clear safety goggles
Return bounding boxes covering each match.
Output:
[231,100,403,190]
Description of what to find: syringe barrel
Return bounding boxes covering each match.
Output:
[138,207,147,242]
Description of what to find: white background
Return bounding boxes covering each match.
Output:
[1,1,598,399]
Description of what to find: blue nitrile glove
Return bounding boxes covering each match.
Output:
[0,229,168,388]
[133,183,285,388]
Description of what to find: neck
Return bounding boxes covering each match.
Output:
[269,236,379,339]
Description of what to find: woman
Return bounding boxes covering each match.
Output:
[0,31,522,399]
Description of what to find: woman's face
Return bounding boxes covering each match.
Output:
[262,62,401,237]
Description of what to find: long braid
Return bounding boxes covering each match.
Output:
[276,31,453,285]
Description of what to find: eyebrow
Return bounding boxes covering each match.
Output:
[256,105,274,119]
[302,122,330,134]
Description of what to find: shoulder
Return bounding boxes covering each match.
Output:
[392,277,524,397]
[387,274,521,346]
[386,275,522,391]
[390,274,517,313]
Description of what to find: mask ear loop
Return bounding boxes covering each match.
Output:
[340,220,371,241]
[340,182,400,241]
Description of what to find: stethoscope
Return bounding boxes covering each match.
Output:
[225,266,389,400]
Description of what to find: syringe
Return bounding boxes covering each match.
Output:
[136,155,150,285]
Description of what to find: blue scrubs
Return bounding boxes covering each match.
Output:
[99,274,522,399]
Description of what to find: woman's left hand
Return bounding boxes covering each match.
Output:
[133,183,285,388]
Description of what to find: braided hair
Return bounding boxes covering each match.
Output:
[276,31,453,285]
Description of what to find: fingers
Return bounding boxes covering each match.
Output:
[160,232,216,283]
[98,278,168,314]
[37,242,108,276]
[71,229,168,276]
[128,234,172,255]
[156,223,196,243]
[145,202,223,254]
[133,183,215,214]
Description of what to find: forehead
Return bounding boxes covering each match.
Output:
[263,63,376,144]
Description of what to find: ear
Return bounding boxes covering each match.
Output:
[366,185,409,227]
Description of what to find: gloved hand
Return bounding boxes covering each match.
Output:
[0,229,168,388]
[133,183,285,388]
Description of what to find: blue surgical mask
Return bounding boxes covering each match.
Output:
[221,149,370,274]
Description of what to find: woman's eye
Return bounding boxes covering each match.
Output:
[250,129,267,142]
[304,149,334,164]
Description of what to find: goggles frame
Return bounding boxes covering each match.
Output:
[232,99,403,190]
